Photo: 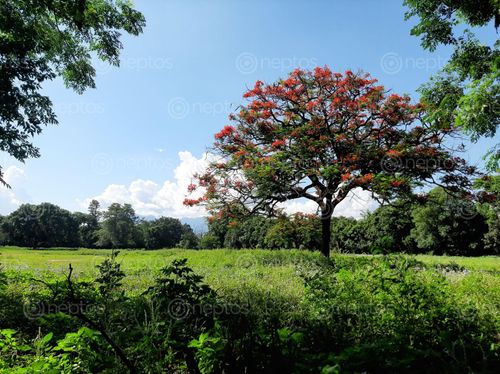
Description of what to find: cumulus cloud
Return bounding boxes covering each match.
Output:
[84,151,378,219]
[0,165,30,214]
[82,151,216,218]
[282,188,378,219]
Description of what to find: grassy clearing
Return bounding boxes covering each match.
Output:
[1,246,498,306]
[1,246,498,275]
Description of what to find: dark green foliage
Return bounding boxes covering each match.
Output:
[330,190,494,256]
[362,203,417,253]
[404,0,498,51]
[72,200,101,248]
[140,217,185,249]
[204,190,497,256]
[97,203,141,248]
[263,214,321,250]
[224,216,275,249]
[2,203,79,248]
[179,223,200,249]
[475,174,500,254]
[207,214,321,251]
[330,216,368,253]
[404,0,500,170]
[411,188,489,255]
[0,0,145,184]
[261,217,296,249]
[0,200,199,250]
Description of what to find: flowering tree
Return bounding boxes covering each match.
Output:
[185,67,475,256]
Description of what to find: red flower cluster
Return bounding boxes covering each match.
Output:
[215,125,235,139]
[313,66,332,80]
[243,80,264,98]
[183,198,202,206]
[391,180,404,187]
[271,139,286,148]
[355,173,374,185]
[386,149,402,157]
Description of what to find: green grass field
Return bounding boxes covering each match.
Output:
[2,246,499,272]
[1,246,499,372]
[1,246,499,297]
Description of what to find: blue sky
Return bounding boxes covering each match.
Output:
[0,0,497,218]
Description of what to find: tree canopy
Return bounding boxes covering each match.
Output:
[404,0,500,170]
[185,67,476,256]
[0,0,145,185]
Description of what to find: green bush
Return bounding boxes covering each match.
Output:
[1,253,498,372]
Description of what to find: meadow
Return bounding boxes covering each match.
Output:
[1,246,499,293]
[1,246,499,372]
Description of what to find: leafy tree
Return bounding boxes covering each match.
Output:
[73,200,101,248]
[264,217,296,249]
[222,216,274,249]
[0,0,145,184]
[0,215,7,245]
[263,214,322,250]
[3,203,79,247]
[88,199,101,221]
[330,216,369,253]
[198,233,220,249]
[185,67,476,256]
[73,211,92,246]
[292,213,322,250]
[404,0,500,170]
[410,188,489,255]
[475,174,500,253]
[205,215,231,248]
[222,223,245,249]
[362,202,417,253]
[179,223,199,249]
[98,203,140,248]
[204,214,318,250]
[141,217,185,249]
[238,215,275,248]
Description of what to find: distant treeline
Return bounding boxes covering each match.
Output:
[0,200,198,249]
[0,187,498,256]
[201,187,499,256]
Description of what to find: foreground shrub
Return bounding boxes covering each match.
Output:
[0,254,498,372]
[301,256,499,372]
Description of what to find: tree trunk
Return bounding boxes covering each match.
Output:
[320,204,332,257]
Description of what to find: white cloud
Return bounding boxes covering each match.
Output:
[283,188,378,219]
[0,165,30,214]
[84,152,379,220]
[82,151,215,218]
